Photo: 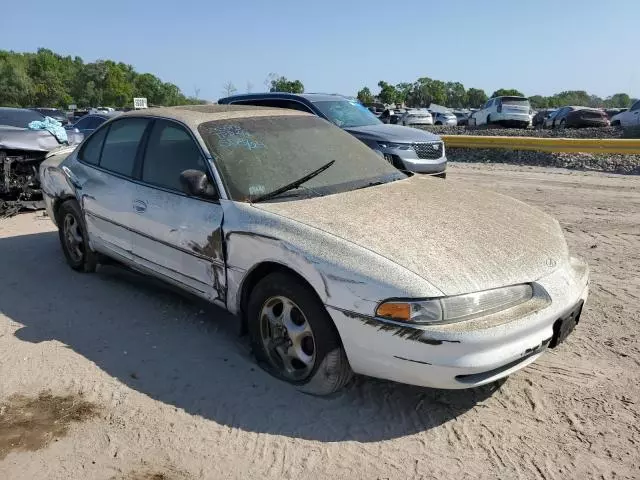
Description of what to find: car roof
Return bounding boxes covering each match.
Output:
[118,104,307,130]
[220,92,350,103]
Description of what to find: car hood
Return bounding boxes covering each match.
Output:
[254,176,569,296]
[344,123,440,143]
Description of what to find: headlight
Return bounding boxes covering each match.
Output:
[378,141,411,150]
[376,284,534,325]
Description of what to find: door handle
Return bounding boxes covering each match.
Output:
[133,199,147,213]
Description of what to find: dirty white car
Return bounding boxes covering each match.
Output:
[40,105,589,395]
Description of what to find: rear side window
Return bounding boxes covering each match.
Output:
[142,120,207,191]
[78,127,108,165]
[99,119,149,177]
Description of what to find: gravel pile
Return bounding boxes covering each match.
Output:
[446,149,640,175]
[413,125,640,174]
[419,125,640,139]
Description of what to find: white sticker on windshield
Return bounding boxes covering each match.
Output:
[208,124,265,150]
[249,185,266,195]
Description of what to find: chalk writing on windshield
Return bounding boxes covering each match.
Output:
[208,124,265,150]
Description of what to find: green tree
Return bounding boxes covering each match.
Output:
[134,73,164,105]
[356,86,374,104]
[445,81,467,108]
[466,88,488,108]
[377,81,400,105]
[395,82,413,104]
[0,52,33,106]
[491,88,525,98]
[270,76,304,93]
[606,93,632,108]
[528,95,548,108]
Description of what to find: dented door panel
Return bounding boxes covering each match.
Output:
[130,182,225,301]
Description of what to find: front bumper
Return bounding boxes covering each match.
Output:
[327,256,589,389]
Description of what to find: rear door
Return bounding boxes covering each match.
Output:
[130,119,225,302]
[79,118,151,260]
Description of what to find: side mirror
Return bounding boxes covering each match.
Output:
[179,169,217,199]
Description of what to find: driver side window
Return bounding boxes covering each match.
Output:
[141,120,209,192]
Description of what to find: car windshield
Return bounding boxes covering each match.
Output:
[0,109,45,127]
[198,115,405,202]
[312,100,381,128]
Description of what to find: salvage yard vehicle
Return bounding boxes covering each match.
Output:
[67,111,120,136]
[532,109,557,128]
[398,109,433,126]
[40,105,590,395]
[471,96,532,128]
[1,107,82,214]
[610,100,640,127]
[432,111,458,126]
[550,106,610,128]
[219,93,446,176]
[30,107,69,125]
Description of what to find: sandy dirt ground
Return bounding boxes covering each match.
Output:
[0,163,638,480]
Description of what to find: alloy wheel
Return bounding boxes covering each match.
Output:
[259,295,317,380]
[63,213,84,263]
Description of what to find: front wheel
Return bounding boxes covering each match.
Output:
[57,200,97,272]
[247,272,353,395]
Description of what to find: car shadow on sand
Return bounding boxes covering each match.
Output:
[1,230,503,442]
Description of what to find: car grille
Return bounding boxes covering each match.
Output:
[412,142,443,159]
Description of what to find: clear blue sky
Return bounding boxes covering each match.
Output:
[4,0,639,101]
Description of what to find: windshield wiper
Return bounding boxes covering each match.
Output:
[251,160,335,203]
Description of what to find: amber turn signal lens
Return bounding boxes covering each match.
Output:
[376,302,411,321]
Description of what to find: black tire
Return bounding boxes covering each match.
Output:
[611,120,620,126]
[57,200,97,273]
[247,272,353,395]
[434,172,447,179]
[559,119,566,129]
[486,115,491,125]
[435,121,442,126]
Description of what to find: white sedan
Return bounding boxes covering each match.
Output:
[610,100,640,127]
[40,105,589,395]
[398,110,433,126]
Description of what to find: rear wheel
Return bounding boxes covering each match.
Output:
[486,115,491,125]
[57,200,97,272]
[611,120,620,126]
[247,272,353,395]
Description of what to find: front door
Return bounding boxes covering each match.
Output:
[129,119,226,303]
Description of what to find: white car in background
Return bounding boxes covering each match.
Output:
[610,100,640,127]
[471,96,532,128]
[398,110,433,126]
[432,111,458,126]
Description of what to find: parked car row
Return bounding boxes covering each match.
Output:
[39,103,590,395]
